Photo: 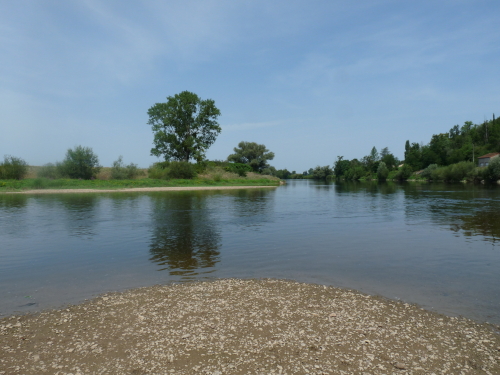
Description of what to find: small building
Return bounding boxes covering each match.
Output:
[478,152,500,167]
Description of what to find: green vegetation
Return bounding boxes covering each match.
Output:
[148,91,221,162]
[111,156,142,180]
[227,141,275,173]
[0,155,29,180]
[0,175,279,192]
[0,160,279,192]
[58,146,102,180]
[377,162,389,181]
[274,113,500,183]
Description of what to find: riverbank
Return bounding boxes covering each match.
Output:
[4,185,279,195]
[1,279,499,375]
[0,176,282,194]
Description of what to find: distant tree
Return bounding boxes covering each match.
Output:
[275,169,291,179]
[261,166,277,176]
[333,156,351,177]
[379,147,398,170]
[0,155,29,180]
[312,165,333,180]
[59,146,101,180]
[148,91,221,162]
[370,146,379,162]
[376,161,389,181]
[395,164,413,181]
[227,141,275,173]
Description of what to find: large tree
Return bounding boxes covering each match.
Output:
[227,141,275,173]
[148,91,221,162]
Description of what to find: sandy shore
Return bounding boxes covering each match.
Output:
[1,279,499,375]
[4,185,278,195]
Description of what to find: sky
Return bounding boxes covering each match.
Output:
[1,1,499,172]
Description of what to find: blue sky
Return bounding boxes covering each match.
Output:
[1,1,499,172]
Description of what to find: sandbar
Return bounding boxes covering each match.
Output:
[1,279,499,374]
[4,185,278,195]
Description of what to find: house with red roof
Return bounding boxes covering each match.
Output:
[478,152,500,167]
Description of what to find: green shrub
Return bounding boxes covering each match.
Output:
[0,155,29,180]
[344,166,365,180]
[395,164,412,181]
[225,162,252,177]
[30,178,48,189]
[37,163,61,179]
[377,162,389,181]
[420,164,438,179]
[487,157,500,181]
[59,146,101,180]
[167,161,196,179]
[111,156,141,180]
[449,161,475,181]
[468,166,487,182]
[148,162,170,179]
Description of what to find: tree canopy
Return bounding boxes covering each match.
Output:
[227,141,275,172]
[148,91,221,162]
[59,146,101,180]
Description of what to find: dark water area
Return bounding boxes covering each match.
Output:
[1,181,499,324]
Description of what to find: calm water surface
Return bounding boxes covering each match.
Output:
[1,181,499,324]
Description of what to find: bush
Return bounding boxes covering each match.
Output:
[58,146,101,180]
[376,161,389,181]
[420,164,438,179]
[395,164,412,181]
[37,163,61,179]
[344,166,365,180]
[225,162,252,177]
[468,166,488,182]
[148,162,170,179]
[487,157,500,181]
[0,155,29,180]
[167,161,196,179]
[448,161,475,181]
[111,156,141,180]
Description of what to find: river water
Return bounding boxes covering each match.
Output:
[1,180,499,324]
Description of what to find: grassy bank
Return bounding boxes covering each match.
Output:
[0,163,281,193]
[0,176,280,193]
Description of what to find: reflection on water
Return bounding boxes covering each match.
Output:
[400,182,500,244]
[59,195,100,239]
[149,192,221,277]
[0,195,30,237]
[458,210,500,243]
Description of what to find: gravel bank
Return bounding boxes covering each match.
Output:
[1,279,499,374]
[5,186,277,195]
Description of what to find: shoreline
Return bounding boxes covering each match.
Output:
[3,185,278,195]
[1,279,499,374]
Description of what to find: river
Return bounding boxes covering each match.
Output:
[1,180,499,324]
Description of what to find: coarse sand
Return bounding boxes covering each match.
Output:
[1,279,499,375]
[5,186,278,195]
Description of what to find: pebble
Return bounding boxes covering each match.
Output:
[394,362,406,369]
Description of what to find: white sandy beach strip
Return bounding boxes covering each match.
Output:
[5,185,277,195]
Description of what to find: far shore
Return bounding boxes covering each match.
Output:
[3,185,279,195]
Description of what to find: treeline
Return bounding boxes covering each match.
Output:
[404,115,500,169]
[272,113,500,183]
[272,146,400,182]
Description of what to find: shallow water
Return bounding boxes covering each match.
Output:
[1,181,499,323]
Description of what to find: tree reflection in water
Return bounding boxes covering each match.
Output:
[149,191,221,277]
[456,209,500,244]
